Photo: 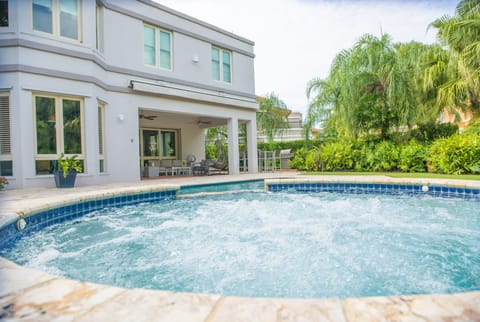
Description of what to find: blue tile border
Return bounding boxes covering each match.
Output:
[266,182,480,200]
[0,189,177,249]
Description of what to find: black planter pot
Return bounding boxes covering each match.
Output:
[54,170,77,188]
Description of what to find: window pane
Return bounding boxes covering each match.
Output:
[35,160,55,175]
[35,96,56,154]
[212,47,220,80]
[144,26,156,65]
[159,31,171,69]
[59,0,78,39]
[0,0,8,27]
[0,160,12,176]
[161,131,176,157]
[63,99,82,154]
[222,50,231,82]
[143,130,159,157]
[32,0,53,34]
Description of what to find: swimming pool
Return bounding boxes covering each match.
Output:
[1,180,479,299]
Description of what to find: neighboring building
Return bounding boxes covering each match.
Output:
[0,0,259,189]
[439,108,474,131]
[257,111,311,142]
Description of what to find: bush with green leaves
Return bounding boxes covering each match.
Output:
[320,140,354,171]
[304,147,323,171]
[429,132,480,174]
[366,141,400,172]
[257,139,322,154]
[398,140,428,172]
[289,147,309,170]
[410,121,458,143]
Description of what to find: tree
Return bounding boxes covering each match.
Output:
[257,93,290,142]
[307,34,420,139]
[426,0,480,116]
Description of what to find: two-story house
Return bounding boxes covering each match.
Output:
[0,0,259,189]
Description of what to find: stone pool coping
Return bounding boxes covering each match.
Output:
[1,173,479,321]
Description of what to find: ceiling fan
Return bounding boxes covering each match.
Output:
[197,119,212,126]
[139,112,157,120]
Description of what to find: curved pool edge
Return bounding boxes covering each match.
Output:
[1,176,480,321]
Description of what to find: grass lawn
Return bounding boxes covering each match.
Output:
[303,171,480,181]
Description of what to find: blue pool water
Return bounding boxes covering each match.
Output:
[2,189,479,299]
[179,180,264,195]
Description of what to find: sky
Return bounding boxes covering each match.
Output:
[158,0,458,116]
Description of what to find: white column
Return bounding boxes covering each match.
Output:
[246,118,258,173]
[227,117,240,174]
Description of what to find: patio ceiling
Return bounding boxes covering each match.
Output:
[139,109,226,128]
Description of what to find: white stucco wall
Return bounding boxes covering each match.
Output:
[0,0,258,189]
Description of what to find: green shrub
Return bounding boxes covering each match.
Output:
[410,121,458,143]
[463,116,480,135]
[366,141,400,171]
[429,132,480,174]
[304,148,323,171]
[289,147,309,170]
[398,140,428,172]
[257,139,322,154]
[352,142,373,171]
[320,140,354,171]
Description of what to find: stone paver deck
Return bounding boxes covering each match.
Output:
[1,172,479,321]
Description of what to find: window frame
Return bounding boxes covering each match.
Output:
[0,91,12,176]
[143,23,172,71]
[212,46,232,83]
[31,0,82,42]
[139,127,179,166]
[33,93,85,175]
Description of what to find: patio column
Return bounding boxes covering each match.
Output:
[227,117,240,174]
[246,118,258,173]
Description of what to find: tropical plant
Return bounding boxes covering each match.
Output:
[320,140,354,171]
[398,140,428,172]
[307,34,421,140]
[57,153,82,178]
[428,132,480,174]
[0,176,8,190]
[257,93,290,142]
[366,141,400,172]
[426,0,480,116]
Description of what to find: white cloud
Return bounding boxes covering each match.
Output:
[157,0,457,116]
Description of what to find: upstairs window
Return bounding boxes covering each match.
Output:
[144,24,172,70]
[0,0,8,27]
[212,46,231,83]
[32,0,81,41]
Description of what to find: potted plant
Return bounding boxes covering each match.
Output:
[54,154,82,188]
[0,176,8,190]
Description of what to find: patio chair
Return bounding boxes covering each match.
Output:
[159,159,173,176]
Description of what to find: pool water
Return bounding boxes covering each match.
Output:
[2,191,480,299]
[179,180,264,195]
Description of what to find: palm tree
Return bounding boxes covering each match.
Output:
[257,93,290,142]
[426,0,480,116]
[307,34,419,139]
